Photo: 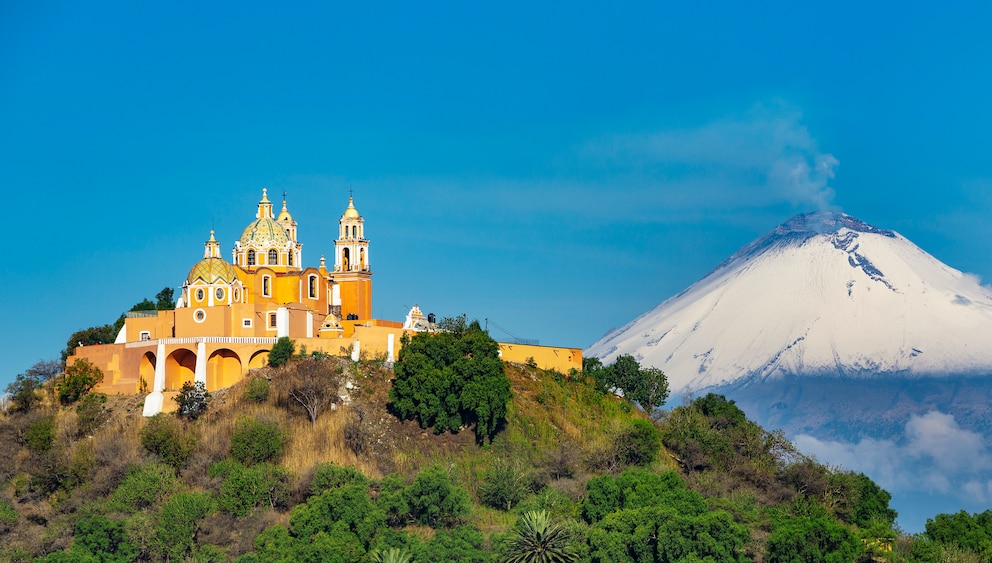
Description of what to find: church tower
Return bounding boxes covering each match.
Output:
[233,188,302,272]
[333,196,372,320]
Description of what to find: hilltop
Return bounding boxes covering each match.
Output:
[0,345,986,561]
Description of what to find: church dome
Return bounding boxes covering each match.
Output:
[276,199,293,222]
[188,257,238,284]
[342,197,360,219]
[240,217,290,247]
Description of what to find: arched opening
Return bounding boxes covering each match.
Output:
[248,349,269,370]
[342,248,350,270]
[139,351,156,390]
[268,249,277,265]
[164,348,196,391]
[262,275,271,297]
[288,252,293,266]
[207,349,242,390]
[247,250,256,266]
[360,248,365,270]
[308,275,317,299]
[352,225,357,238]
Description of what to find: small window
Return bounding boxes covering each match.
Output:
[242,318,252,328]
[268,313,277,328]
[215,288,224,300]
[262,275,271,297]
[308,275,317,299]
[194,309,206,323]
[140,331,151,341]
[247,250,255,266]
[196,288,204,301]
[233,288,240,301]
[288,252,293,266]
[269,249,277,264]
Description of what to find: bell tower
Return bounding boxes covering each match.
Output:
[333,194,372,320]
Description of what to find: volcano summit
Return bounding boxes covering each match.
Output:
[588,210,992,393]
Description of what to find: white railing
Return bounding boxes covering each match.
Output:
[126,337,278,348]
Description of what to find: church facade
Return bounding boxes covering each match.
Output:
[70,189,581,416]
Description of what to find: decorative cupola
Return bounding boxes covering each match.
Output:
[332,193,373,320]
[182,231,243,309]
[233,188,302,272]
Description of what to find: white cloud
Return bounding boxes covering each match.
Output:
[794,410,992,503]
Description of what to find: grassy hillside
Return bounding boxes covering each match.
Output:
[0,353,986,562]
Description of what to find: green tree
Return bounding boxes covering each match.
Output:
[63,324,119,362]
[213,461,291,517]
[595,355,669,410]
[765,507,863,563]
[405,465,470,528]
[174,380,211,420]
[57,358,103,405]
[24,416,56,453]
[505,510,578,563]
[155,287,175,310]
[389,321,511,443]
[6,372,43,412]
[269,337,296,367]
[154,491,215,561]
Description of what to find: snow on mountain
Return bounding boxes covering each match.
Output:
[587,211,992,392]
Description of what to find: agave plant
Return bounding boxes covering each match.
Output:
[368,547,414,563]
[504,510,578,563]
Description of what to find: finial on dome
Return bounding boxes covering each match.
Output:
[260,188,270,203]
[342,195,361,219]
[209,230,216,241]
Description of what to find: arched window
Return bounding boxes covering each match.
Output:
[308,275,317,299]
[342,248,350,270]
[360,248,365,270]
[262,275,271,297]
[288,252,293,266]
[352,225,357,238]
[268,249,277,265]
[247,250,255,266]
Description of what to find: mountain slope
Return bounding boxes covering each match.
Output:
[588,211,992,392]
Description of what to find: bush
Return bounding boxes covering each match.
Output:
[0,498,17,533]
[310,463,370,495]
[155,491,215,561]
[6,372,42,412]
[140,414,196,471]
[269,337,295,368]
[109,462,179,512]
[478,458,527,511]
[75,392,108,436]
[174,381,211,420]
[244,378,270,403]
[215,461,292,517]
[617,418,661,466]
[73,514,139,562]
[57,359,103,405]
[24,416,56,454]
[231,417,286,465]
[405,466,470,528]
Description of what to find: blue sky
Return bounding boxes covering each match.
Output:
[3,1,992,389]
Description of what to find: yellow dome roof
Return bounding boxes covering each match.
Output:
[188,257,238,284]
[342,197,360,219]
[276,199,293,222]
[240,217,290,247]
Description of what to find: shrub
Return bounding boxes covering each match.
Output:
[244,378,270,403]
[6,372,42,412]
[76,392,108,436]
[405,466,470,528]
[155,491,215,561]
[215,461,292,517]
[73,514,139,562]
[269,337,295,368]
[478,458,527,511]
[140,414,196,471]
[109,462,178,512]
[24,416,56,454]
[57,359,103,405]
[231,417,286,465]
[0,498,17,533]
[616,418,661,467]
[174,381,211,420]
[310,463,370,495]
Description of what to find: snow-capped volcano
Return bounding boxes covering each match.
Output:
[587,211,992,393]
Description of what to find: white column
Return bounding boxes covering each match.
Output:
[194,340,207,387]
[351,340,361,362]
[142,341,168,416]
[387,333,395,363]
[306,311,313,338]
[277,307,289,338]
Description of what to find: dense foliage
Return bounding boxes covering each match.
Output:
[584,355,669,411]
[174,381,211,420]
[268,337,295,368]
[56,359,103,405]
[1,353,983,562]
[389,319,512,443]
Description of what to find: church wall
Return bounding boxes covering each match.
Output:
[497,343,583,373]
[126,311,175,341]
[337,276,372,320]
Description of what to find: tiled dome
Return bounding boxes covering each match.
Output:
[187,257,238,284]
[240,217,290,247]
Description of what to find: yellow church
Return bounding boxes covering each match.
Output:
[71,189,581,416]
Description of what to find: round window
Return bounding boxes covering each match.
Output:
[215,288,224,300]
[233,288,240,301]
[194,309,206,323]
